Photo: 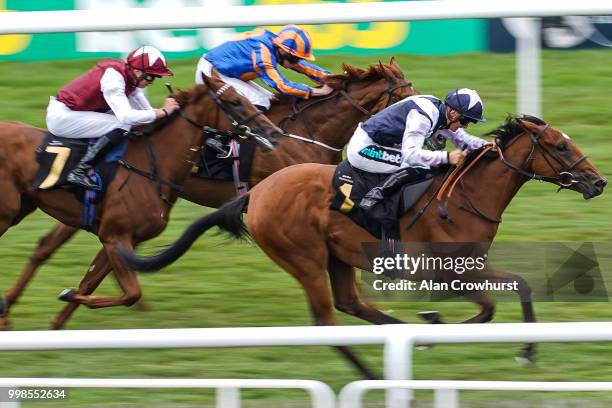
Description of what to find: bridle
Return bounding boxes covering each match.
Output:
[118,83,275,205]
[418,119,589,227]
[178,83,275,151]
[497,123,587,188]
[383,82,412,107]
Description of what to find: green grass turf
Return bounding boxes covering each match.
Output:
[0,50,610,406]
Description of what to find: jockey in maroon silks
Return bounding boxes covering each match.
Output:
[46,46,179,190]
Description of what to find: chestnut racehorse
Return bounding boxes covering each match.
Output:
[118,116,607,369]
[2,59,416,332]
[0,72,280,325]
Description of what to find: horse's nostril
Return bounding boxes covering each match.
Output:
[595,178,607,189]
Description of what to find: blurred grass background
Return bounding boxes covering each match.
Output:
[0,50,610,407]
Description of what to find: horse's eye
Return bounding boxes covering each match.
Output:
[556,143,568,152]
[230,99,242,107]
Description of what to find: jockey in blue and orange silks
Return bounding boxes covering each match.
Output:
[195,25,333,110]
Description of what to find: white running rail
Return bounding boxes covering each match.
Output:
[2,323,612,407]
[0,1,610,33]
[339,380,612,408]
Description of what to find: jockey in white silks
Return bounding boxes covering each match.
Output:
[346,88,491,210]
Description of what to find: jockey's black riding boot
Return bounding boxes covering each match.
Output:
[67,128,126,190]
[359,168,414,211]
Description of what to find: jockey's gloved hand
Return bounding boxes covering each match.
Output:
[312,84,334,96]
[449,149,468,166]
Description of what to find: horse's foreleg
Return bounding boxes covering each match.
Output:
[63,241,142,309]
[459,266,537,363]
[51,248,111,329]
[458,291,496,324]
[5,224,78,316]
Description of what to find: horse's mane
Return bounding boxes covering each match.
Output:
[325,62,403,90]
[273,62,403,106]
[462,115,547,165]
[485,114,547,148]
[172,84,209,107]
[134,84,211,135]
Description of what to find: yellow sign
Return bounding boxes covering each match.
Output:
[0,1,31,55]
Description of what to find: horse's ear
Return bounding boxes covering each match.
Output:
[200,72,211,87]
[519,118,539,133]
[209,66,222,80]
[390,56,401,71]
[379,60,394,82]
[201,67,223,89]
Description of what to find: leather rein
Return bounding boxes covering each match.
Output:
[278,79,413,152]
[118,84,267,205]
[414,122,588,226]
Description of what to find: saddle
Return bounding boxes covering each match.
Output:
[33,133,127,202]
[330,160,436,240]
[192,138,256,189]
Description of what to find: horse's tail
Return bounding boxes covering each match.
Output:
[118,194,250,272]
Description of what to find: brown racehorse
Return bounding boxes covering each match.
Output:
[2,59,417,331]
[0,72,280,324]
[118,116,607,369]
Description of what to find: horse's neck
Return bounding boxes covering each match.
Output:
[460,143,534,227]
[262,85,383,165]
[144,115,203,185]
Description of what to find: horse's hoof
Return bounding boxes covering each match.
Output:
[515,345,537,366]
[49,320,62,330]
[0,316,10,331]
[132,299,153,312]
[58,289,75,302]
[417,310,443,324]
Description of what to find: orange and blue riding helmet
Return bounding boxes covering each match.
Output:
[272,25,315,61]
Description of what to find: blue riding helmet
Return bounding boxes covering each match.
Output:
[444,88,486,123]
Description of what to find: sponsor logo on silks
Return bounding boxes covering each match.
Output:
[359,145,402,165]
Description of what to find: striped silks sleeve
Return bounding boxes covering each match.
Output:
[255,44,312,99]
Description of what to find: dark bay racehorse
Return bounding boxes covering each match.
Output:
[0,72,280,325]
[1,59,417,331]
[119,116,607,370]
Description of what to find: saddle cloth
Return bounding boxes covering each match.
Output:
[330,160,436,240]
[33,132,127,203]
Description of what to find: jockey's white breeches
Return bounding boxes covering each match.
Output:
[46,97,131,139]
[195,56,273,110]
[347,124,404,174]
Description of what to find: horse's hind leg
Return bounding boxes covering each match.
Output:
[257,239,378,380]
[51,248,111,329]
[0,185,34,329]
[328,256,406,325]
[62,241,142,309]
[4,224,77,320]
